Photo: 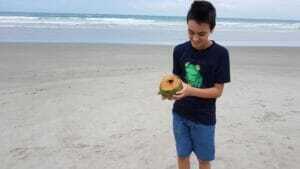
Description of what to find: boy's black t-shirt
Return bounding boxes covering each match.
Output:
[172,41,230,125]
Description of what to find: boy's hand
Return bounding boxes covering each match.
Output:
[173,82,192,100]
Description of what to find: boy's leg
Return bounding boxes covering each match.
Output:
[178,157,190,169]
[198,160,211,169]
[172,112,193,169]
[189,121,215,169]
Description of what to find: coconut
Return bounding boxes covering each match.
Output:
[158,74,183,99]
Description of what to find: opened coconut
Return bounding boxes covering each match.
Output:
[159,74,183,99]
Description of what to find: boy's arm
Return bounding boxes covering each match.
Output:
[172,46,181,76]
[173,82,224,100]
[190,83,224,98]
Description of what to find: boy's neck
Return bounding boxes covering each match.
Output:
[194,40,213,51]
[203,40,213,49]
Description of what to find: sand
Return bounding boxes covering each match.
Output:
[0,43,299,169]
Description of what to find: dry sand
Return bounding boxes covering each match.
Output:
[0,43,299,169]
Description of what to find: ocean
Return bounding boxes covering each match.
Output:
[1,12,300,46]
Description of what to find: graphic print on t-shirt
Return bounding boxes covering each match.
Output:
[184,62,203,88]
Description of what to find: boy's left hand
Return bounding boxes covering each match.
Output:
[173,82,192,100]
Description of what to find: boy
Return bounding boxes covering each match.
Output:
[170,1,230,169]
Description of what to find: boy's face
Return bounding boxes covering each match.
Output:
[187,20,212,50]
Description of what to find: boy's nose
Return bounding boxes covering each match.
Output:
[192,35,200,42]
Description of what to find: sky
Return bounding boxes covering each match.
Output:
[0,0,300,20]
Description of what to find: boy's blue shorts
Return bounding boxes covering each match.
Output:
[172,112,215,161]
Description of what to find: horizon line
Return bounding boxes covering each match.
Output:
[0,11,299,22]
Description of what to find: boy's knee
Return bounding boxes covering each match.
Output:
[178,156,190,161]
[199,160,210,165]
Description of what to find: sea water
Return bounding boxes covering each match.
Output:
[0,12,300,46]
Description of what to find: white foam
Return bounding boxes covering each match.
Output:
[217,21,300,31]
[0,15,299,32]
[0,15,184,29]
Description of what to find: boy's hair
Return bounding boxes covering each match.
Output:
[187,0,216,30]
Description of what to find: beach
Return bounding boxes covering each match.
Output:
[0,43,299,169]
